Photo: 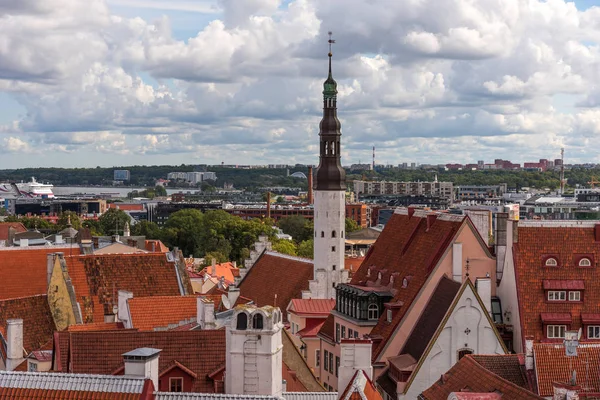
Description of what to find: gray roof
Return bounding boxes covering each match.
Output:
[154,393,338,400]
[0,371,146,393]
[123,347,162,358]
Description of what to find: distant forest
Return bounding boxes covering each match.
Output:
[1,165,600,192]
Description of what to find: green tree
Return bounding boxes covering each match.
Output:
[345,218,360,234]
[20,216,54,231]
[272,240,297,256]
[164,209,205,257]
[57,211,81,230]
[201,251,229,267]
[154,185,167,197]
[278,215,313,243]
[98,208,131,236]
[82,219,102,236]
[131,220,162,239]
[297,239,314,259]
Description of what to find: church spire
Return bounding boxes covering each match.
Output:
[314,31,346,191]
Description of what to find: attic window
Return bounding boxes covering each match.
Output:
[579,258,592,267]
[545,258,558,267]
[252,313,264,330]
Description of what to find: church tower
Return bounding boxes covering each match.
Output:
[310,32,348,299]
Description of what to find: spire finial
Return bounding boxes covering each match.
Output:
[328,31,335,76]
[323,31,337,99]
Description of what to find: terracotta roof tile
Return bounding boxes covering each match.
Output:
[350,212,465,360]
[238,252,313,322]
[65,253,191,323]
[55,330,226,393]
[338,370,382,400]
[145,240,169,253]
[0,247,81,300]
[533,342,600,397]
[0,295,56,354]
[421,355,542,400]
[200,262,239,285]
[289,299,335,315]
[128,296,198,331]
[0,222,27,241]
[0,387,143,399]
[514,225,600,342]
[67,322,125,331]
[470,355,530,390]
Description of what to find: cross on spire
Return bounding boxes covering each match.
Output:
[328,31,335,57]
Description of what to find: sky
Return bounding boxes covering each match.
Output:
[1,0,600,168]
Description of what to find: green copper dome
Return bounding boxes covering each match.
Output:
[323,53,337,99]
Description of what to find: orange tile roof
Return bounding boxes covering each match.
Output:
[338,370,383,400]
[65,253,191,323]
[345,256,365,273]
[67,322,125,331]
[421,355,542,400]
[534,343,600,396]
[54,330,226,393]
[0,222,27,241]
[289,299,335,315]
[514,225,600,343]
[350,212,465,360]
[238,252,313,322]
[0,387,143,399]
[200,262,239,284]
[0,247,81,300]
[109,203,144,211]
[145,240,169,253]
[0,295,56,355]
[128,296,197,331]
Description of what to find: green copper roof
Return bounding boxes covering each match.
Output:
[323,53,337,99]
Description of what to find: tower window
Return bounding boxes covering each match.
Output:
[321,231,325,238]
[332,230,336,238]
[332,246,336,252]
[333,265,336,271]
[252,313,264,330]
[236,313,248,330]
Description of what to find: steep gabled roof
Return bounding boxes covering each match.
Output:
[470,355,530,391]
[0,295,56,355]
[281,328,325,392]
[317,314,335,343]
[339,370,382,400]
[238,252,313,322]
[54,330,226,393]
[65,253,191,323]
[0,246,81,300]
[514,223,600,343]
[350,210,466,360]
[0,222,27,241]
[128,296,198,331]
[421,355,542,400]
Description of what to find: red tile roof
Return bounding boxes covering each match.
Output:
[514,225,600,343]
[345,256,365,274]
[296,319,326,338]
[0,295,56,355]
[350,212,466,360]
[67,322,125,331]
[0,222,27,241]
[469,355,531,391]
[421,355,543,399]
[54,330,226,393]
[65,253,191,323]
[534,342,600,397]
[238,252,313,322]
[200,262,239,284]
[109,203,144,211]
[542,280,585,290]
[144,240,169,253]
[289,299,336,315]
[0,387,144,399]
[128,296,197,331]
[338,370,383,400]
[0,247,81,300]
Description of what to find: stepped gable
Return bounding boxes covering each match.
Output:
[351,210,465,360]
[0,295,56,355]
[514,223,600,342]
[0,246,81,300]
[128,296,198,331]
[54,330,227,393]
[238,251,313,322]
[65,253,191,323]
[421,355,542,400]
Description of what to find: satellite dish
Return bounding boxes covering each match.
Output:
[221,294,231,310]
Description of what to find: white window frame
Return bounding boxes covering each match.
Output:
[588,326,600,339]
[368,304,379,320]
[545,258,558,267]
[548,291,566,301]
[579,258,592,267]
[569,291,581,301]
[547,325,566,339]
[169,377,183,392]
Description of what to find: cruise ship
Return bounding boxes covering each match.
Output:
[0,177,54,198]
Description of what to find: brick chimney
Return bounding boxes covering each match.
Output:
[307,166,314,204]
[426,213,437,231]
[338,339,373,399]
[553,372,580,400]
[211,258,216,277]
[595,224,600,242]
[122,348,161,389]
[5,319,24,371]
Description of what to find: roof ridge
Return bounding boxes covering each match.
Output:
[0,294,48,302]
[265,251,314,264]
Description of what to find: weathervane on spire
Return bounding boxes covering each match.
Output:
[328,31,335,57]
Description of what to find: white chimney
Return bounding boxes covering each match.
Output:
[452,243,463,283]
[197,297,216,330]
[476,277,492,314]
[228,287,240,307]
[118,290,134,329]
[123,348,161,389]
[6,319,24,371]
[19,238,28,247]
[55,234,63,244]
[525,338,534,371]
[338,339,373,398]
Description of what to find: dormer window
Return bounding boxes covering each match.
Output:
[548,291,566,301]
[545,258,558,267]
[579,258,592,267]
[368,304,379,320]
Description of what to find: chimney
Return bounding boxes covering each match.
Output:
[122,348,161,389]
[232,261,237,268]
[338,339,373,399]
[553,377,581,400]
[117,290,134,329]
[47,253,56,286]
[307,166,314,204]
[476,277,492,314]
[211,258,216,277]
[525,337,534,371]
[426,214,437,231]
[407,207,415,218]
[228,287,240,307]
[452,243,463,283]
[197,297,216,329]
[19,238,28,247]
[55,234,63,244]
[282,379,287,393]
[6,319,24,371]
[495,213,508,247]
[267,192,271,219]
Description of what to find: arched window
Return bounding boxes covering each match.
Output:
[368,304,379,320]
[332,230,336,238]
[236,313,248,330]
[252,313,264,330]
[273,311,279,324]
[579,258,592,267]
[545,258,558,267]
